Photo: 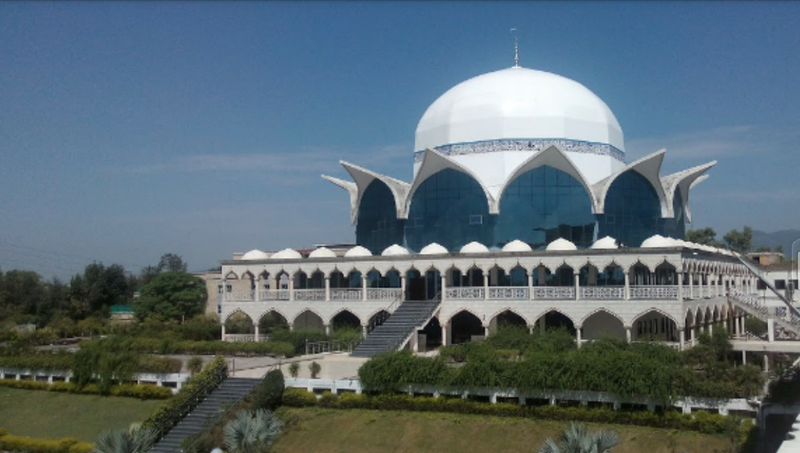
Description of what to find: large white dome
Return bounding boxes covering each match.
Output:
[415,67,624,153]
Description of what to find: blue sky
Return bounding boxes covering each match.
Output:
[1,1,798,279]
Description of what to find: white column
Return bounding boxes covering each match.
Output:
[441,274,447,302]
[528,273,534,300]
[362,325,368,338]
[764,353,770,373]
[742,350,747,365]
[625,327,631,343]
[677,271,684,302]
[221,324,226,342]
[678,328,684,350]
[254,324,259,342]
[624,272,630,300]
[690,324,696,346]
[484,326,490,337]
[288,277,295,301]
[362,276,368,302]
[574,272,580,301]
[255,276,262,302]
[324,277,331,302]
[325,324,331,336]
[688,273,694,299]
[223,279,229,302]
[576,327,582,348]
[483,273,489,301]
[401,276,406,300]
[441,324,448,346]
[768,318,775,342]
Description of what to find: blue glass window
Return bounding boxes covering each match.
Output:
[405,169,492,251]
[496,166,596,249]
[356,180,405,254]
[596,171,662,247]
[662,186,686,239]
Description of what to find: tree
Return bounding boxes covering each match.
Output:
[157,253,187,273]
[93,425,156,453]
[252,369,285,410]
[223,409,283,453]
[723,226,753,253]
[187,356,204,376]
[686,227,719,246]
[309,361,321,379]
[133,272,207,322]
[539,422,620,453]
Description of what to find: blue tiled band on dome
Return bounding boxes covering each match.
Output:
[413,139,625,164]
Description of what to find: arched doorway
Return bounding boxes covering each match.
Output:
[331,310,361,331]
[293,310,325,332]
[450,311,484,344]
[582,310,625,341]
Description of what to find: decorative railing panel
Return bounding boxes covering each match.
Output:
[294,289,326,301]
[226,291,254,302]
[446,287,485,299]
[533,287,575,300]
[258,290,290,301]
[629,285,678,300]
[488,287,529,300]
[366,288,402,301]
[580,286,624,300]
[331,289,363,301]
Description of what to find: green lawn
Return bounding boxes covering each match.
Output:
[273,408,735,453]
[0,387,165,442]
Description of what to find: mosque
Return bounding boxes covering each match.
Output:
[216,53,760,356]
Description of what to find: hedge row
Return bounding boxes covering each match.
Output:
[83,337,296,357]
[0,378,173,400]
[0,431,92,453]
[282,389,749,436]
[0,353,182,374]
[142,355,227,433]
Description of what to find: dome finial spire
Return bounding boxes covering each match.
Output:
[510,27,519,67]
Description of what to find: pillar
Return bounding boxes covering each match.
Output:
[483,273,489,301]
[221,324,226,342]
[484,326,490,337]
[768,318,775,342]
[688,273,694,299]
[624,272,630,300]
[528,273,534,300]
[678,328,684,350]
[574,272,580,300]
[255,276,262,302]
[362,275,368,302]
[764,353,770,373]
[362,325,368,338]
[324,277,330,302]
[288,323,294,332]
[678,271,683,301]
[742,350,747,365]
[528,325,535,334]
[690,324,696,346]
[401,276,406,300]
[625,327,632,344]
[441,324,448,346]
[708,322,713,336]
[254,324,259,342]
[325,324,331,336]
[706,274,712,298]
[223,279,229,302]
[732,313,739,336]
[441,274,447,302]
[288,277,295,301]
[576,327,582,348]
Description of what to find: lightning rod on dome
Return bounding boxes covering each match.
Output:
[510,27,519,67]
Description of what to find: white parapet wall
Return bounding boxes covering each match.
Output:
[284,377,756,416]
[0,368,190,393]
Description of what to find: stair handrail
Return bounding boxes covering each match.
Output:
[737,255,800,319]
[152,362,229,443]
[395,299,442,352]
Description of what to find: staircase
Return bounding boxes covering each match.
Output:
[351,300,440,358]
[150,377,260,453]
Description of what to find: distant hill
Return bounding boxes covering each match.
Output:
[752,229,800,258]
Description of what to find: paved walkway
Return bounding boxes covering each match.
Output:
[230,353,367,380]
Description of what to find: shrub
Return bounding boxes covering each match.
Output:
[187,356,204,375]
[0,428,7,437]
[68,442,94,453]
[0,435,80,453]
[309,361,321,379]
[0,378,172,400]
[252,369,285,410]
[288,362,300,378]
[282,388,318,407]
[318,391,339,408]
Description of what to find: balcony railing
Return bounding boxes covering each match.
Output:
[446,287,485,299]
[580,286,624,300]
[294,289,325,301]
[366,288,403,300]
[533,286,575,300]
[331,288,362,301]
[629,285,678,300]
[488,287,529,300]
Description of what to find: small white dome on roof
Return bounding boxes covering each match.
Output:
[344,246,373,258]
[309,247,337,258]
[502,240,532,253]
[382,244,410,256]
[420,243,448,255]
[241,249,269,260]
[641,235,674,248]
[590,236,619,250]
[269,248,303,260]
[546,238,578,251]
[460,241,489,254]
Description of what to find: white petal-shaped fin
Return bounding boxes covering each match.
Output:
[593,149,667,216]
[321,175,359,225]
[660,161,716,221]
